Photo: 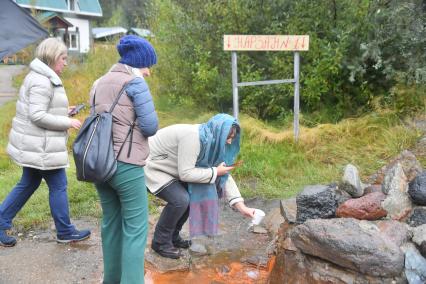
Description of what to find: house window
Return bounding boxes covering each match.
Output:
[68,32,79,51]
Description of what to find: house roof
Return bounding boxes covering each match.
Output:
[78,0,102,15]
[92,27,128,39]
[15,0,102,17]
[36,11,73,28]
[129,28,154,37]
[16,0,67,10]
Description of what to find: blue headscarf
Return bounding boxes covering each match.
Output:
[188,113,240,237]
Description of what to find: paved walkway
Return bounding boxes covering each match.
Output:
[0,65,25,106]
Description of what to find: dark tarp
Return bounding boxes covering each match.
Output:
[0,0,48,58]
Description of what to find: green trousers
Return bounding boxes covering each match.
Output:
[95,162,148,284]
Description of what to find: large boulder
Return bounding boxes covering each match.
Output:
[290,218,404,277]
[269,245,407,284]
[336,191,387,220]
[295,185,338,223]
[408,171,426,205]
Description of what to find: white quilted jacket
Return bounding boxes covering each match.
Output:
[7,58,72,170]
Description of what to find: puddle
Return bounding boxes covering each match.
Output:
[145,252,275,283]
[144,198,281,283]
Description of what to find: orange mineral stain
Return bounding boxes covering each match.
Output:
[145,260,271,284]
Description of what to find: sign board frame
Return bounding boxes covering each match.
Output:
[224,35,309,141]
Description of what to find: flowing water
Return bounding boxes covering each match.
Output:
[145,252,275,283]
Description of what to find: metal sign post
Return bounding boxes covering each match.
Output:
[293,52,300,141]
[232,51,239,119]
[224,35,309,141]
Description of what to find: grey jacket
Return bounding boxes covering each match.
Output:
[145,124,244,206]
[7,58,72,170]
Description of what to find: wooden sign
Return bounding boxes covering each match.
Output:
[224,35,309,51]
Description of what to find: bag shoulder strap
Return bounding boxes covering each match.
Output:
[107,84,128,113]
[91,81,128,114]
[116,118,137,159]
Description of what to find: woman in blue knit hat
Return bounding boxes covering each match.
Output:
[145,114,256,259]
[90,35,159,283]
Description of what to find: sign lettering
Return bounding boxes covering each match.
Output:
[224,35,309,51]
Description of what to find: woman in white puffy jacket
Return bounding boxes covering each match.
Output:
[0,38,90,247]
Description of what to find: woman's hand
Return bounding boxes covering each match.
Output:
[216,162,235,176]
[70,118,82,129]
[234,202,255,218]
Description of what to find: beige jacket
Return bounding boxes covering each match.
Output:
[7,58,71,170]
[145,124,244,206]
[91,63,158,166]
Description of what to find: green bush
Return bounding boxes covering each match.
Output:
[148,0,425,122]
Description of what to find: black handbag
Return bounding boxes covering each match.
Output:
[72,85,134,183]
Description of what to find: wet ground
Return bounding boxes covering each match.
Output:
[145,198,279,283]
[0,198,279,283]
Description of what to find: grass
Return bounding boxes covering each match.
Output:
[0,44,423,230]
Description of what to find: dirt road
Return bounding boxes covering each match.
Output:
[0,219,103,284]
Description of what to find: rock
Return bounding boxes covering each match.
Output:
[282,237,297,251]
[395,150,424,182]
[369,150,423,184]
[246,270,260,280]
[143,248,191,273]
[269,245,407,284]
[216,265,230,275]
[382,163,407,194]
[189,242,209,256]
[341,164,364,197]
[381,163,413,220]
[408,207,426,227]
[336,191,387,220]
[263,208,285,237]
[242,255,269,268]
[404,244,426,284]
[251,225,268,234]
[375,220,410,247]
[408,171,426,205]
[364,184,383,195]
[290,218,404,277]
[332,184,352,206]
[411,224,426,258]
[279,198,297,224]
[295,185,338,223]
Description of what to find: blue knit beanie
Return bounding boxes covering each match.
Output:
[117,35,157,68]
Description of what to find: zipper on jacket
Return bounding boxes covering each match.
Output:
[82,115,101,179]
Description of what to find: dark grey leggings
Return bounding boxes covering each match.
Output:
[152,181,189,248]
